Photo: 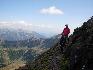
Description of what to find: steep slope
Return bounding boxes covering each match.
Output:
[16,44,63,70]
[16,16,93,70]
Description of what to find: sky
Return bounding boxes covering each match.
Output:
[0,0,93,37]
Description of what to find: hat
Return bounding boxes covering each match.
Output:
[65,24,68,26]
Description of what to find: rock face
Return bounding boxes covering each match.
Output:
[16,16,93,70]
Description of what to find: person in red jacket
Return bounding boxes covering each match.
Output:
[61,24,70,37]
[60,24,70,52]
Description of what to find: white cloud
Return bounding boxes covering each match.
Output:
[0,21,64,37]
[40,6,64,15]
[18,21,25,23]
[0,21,61,30]
[0,21,32,30]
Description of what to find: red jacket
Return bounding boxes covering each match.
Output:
[62,27,70,36]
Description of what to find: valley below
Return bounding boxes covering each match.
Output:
[0,46,49,70]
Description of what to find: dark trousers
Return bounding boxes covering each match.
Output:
[60,35,68,52]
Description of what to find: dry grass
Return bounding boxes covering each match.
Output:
[0,59,25,70]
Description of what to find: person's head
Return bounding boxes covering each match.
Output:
[65,24,68,28]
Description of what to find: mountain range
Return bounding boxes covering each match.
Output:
[0,27,60,69]
[0,28,46,41]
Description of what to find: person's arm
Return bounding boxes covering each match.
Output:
[59,28,65,35]
[58,32,63,35]
[68,28,70,34]
[61,28,65,35]
[60,32,63,35]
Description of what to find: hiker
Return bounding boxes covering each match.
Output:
[60,24,70,52]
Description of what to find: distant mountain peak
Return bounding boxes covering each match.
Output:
[0,28,46,41]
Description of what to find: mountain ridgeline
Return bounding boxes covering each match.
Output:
[0,30,45,48]
[0,29,59,48]
[16,16,93,70]
[0,29,46,41]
